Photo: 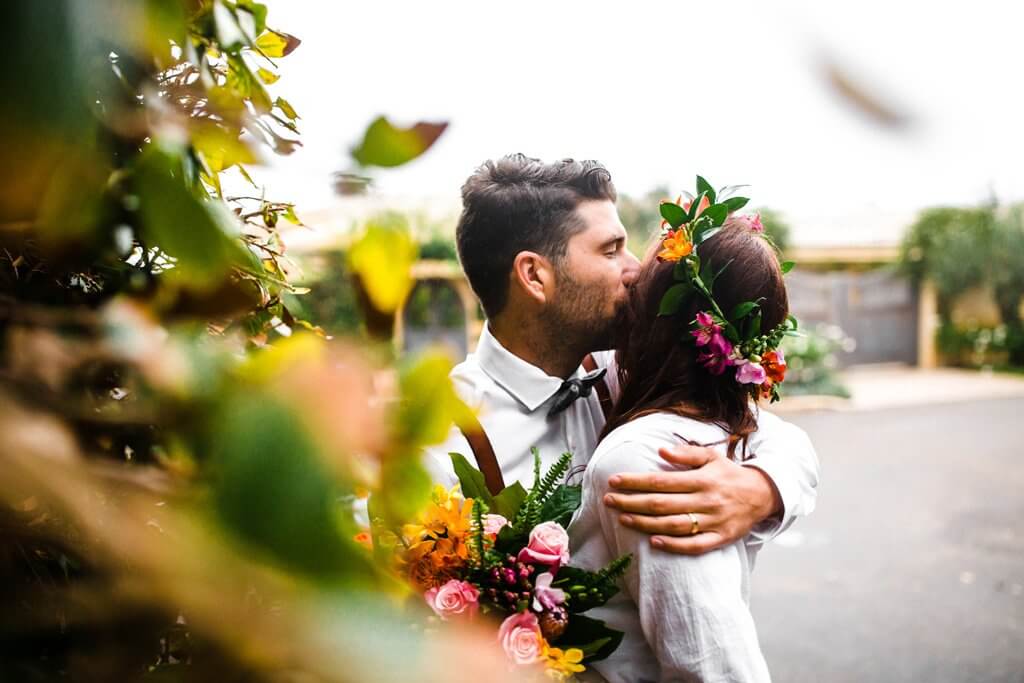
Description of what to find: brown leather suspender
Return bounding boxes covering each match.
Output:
[456,355,612,496]
[458,412,506,496]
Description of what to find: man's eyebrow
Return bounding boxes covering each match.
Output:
[598,235,626,250]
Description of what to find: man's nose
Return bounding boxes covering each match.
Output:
[622,250,641,287]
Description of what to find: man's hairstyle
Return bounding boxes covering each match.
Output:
[455,154,617,318]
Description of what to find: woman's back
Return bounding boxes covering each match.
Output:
[571,411,781,683]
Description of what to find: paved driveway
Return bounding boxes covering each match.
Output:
[752,397,1024,683]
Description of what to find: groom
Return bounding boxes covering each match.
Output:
[424,154,818,554]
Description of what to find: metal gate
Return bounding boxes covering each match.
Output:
[786,268,918,367]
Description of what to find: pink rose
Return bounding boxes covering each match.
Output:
[517,521,570,571]
[498,611,543,666]
[424,579,479,621]
[735,360,767,385]
[749,213,765,233]
[483,514,509,537]
[532,572,566,612]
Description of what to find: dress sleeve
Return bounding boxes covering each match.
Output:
[584,439,771,683]
[742,409,820,543]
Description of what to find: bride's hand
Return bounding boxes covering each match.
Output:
[601,444,782,555]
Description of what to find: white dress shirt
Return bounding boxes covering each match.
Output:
[570,412,792,682]
[423,324,819,542]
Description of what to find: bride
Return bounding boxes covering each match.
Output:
[570,211,813,682]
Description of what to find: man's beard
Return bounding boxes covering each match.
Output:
[542,269,621,353]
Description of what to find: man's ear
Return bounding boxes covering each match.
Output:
[511,251,554,305]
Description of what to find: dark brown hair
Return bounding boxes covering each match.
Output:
[455,154,617,318]
[602,217,789,458]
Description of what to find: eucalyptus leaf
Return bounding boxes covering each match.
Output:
[717,184,750,201]
[659,201,687,229]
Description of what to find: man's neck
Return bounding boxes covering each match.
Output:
[489,316,585,380]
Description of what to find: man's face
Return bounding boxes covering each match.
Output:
[544,199,640,351]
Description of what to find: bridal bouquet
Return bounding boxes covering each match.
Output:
[379,450,630,680]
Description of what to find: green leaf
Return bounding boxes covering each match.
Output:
[558,614,625,663]
[254,29,301,57]
[702,203,729,227]
[449,453,495,509]
[781,260,795,274]
[787,313,799,330]
[347,214,418,313]
[686,191,707,222]
[492,481,528,520]
[236,0,268,35]
[658,282,691,316]
[723,196,750,212]
[539,484,581,527]
[351,116,448,168]
[210,395,372,580]
[723,323,741,344]
[748,312,762,337]
[395,350,474,447]
[659,201,687,229]
[135,142,246,290]
[696,175,716,204]
[698,257,732,294]
[730,300,761,320]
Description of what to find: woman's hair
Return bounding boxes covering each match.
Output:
[601,217,789,458]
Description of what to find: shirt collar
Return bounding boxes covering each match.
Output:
[475,323,575,412]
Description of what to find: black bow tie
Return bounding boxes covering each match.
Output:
[547,367,607,417]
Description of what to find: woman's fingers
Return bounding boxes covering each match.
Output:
[616,512,718,537]
[649,531,728,556]
[604,492,716,516]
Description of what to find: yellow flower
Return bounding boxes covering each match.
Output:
[543,644,586,680]
[657,229,693,262]
[403,485,473,542]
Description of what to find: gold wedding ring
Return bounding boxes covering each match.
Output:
[687,512,699,536]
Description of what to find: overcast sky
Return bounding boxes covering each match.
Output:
[253,0,1024,245]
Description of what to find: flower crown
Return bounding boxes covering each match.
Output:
[655,176,799,403]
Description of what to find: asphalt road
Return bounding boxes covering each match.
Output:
[751,398,1024,683]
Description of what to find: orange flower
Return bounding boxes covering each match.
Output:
[761,350,787,384]
[684,194,711,217]
[353,531,373,549]
[657,229,693,262]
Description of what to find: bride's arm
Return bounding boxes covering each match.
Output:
[584,440,771,683]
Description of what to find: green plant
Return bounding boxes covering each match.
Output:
[780,323,854,398]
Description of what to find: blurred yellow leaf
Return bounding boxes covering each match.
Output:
[254,29,301,58]
[347,214,417,314]
[239,332,326,385]
[396,350,476,448]
[257,67,280,85]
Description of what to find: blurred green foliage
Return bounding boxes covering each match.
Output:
[0,2,499,681]
[900,204,1024,366]
[780,323,854,398]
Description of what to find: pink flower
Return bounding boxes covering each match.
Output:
[748,213,764,233]
[498,612,544,666]
[697,333,735,375]
[532,572,566,612]
[691,311,723,346]
[424,579,480,621]
[734,360,767,385]
[517,521,570,571]
[483,514,509,537]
